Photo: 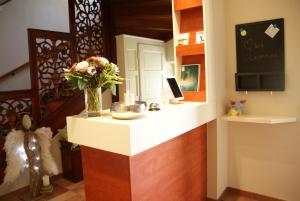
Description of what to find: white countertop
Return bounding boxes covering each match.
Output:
[67,102,214,156]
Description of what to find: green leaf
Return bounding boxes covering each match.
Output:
[69,77,78,88]
[110,84,116,96]
[78,79,86,90]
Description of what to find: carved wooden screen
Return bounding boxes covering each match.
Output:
[68,0,107,61]
[28,29,76,122]
[0,90,34,137]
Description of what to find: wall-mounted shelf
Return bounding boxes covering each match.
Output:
[173,0,206,102]
[180,7,203,33]
[222,115,296,124]
[176,44,204,56]
[236,72,284,91]
[174,0,203,11]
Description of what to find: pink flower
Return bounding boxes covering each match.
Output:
[230,100,236,106]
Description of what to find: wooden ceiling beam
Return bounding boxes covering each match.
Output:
[112,6,171,16]
[114,15,172,21]
[116,27,172,33]
[110,0,171,7]
[109,0,173,41]
[114,18,172,30]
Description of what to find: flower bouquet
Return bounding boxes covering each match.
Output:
[64,56,123,117]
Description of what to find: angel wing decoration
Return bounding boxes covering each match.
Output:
[35,127,59,175]
[2,127,58,185]
[3,129,26,184]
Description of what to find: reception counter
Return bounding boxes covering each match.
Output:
[67,102,210,201]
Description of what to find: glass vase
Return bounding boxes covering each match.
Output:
[84,88,102,117]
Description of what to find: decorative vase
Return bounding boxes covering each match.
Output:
[84,88,102,117]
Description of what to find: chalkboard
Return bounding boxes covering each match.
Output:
[235,18,285,91]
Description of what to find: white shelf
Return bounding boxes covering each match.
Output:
[222,115,297,124]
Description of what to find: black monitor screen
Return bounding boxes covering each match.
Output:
[167,78,183,98]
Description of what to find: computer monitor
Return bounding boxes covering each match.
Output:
[166,78,184,101]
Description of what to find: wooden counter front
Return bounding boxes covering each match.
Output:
[81,125,207,201]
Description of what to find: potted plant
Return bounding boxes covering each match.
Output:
[59,128,83,182]
[64,56,123,117]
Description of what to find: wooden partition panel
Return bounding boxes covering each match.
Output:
[81,125,207,201]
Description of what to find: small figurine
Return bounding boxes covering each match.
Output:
[227,100,246,116]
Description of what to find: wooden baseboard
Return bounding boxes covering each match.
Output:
[218,187,284,201]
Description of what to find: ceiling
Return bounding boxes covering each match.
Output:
[109,0,173,41]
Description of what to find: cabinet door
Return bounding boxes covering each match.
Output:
[138,44,166,101]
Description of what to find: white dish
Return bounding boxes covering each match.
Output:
[112,111,145,120]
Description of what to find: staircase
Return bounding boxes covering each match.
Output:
[0,0,114,184]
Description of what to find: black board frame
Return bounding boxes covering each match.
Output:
[235,18,285,91]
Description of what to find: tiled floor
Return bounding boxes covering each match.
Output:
[0,177,85,201]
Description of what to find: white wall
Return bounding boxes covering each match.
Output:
[0,68,31,91]
[205,0,228,199]
[0,0,69,91]
[225,0,300,200]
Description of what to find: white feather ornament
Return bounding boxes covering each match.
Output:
[35,127,59,175]
[3,129,26,185]
[2,127,58,185]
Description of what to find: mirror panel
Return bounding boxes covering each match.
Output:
[110,0,175,102]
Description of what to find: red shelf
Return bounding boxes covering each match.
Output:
[174,0,203,11]
[183,91,206,102]
[180,7,203,33]
[176,44,204,56]
[174,0,206,102]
